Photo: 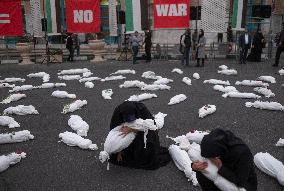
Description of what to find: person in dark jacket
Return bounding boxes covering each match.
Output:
[239,29,252,64]
[66,33,74,61]
[180,28,192,66]
[144,30,152,62]
[109,101,171,170]
[248,29,265,62]
[273,23,284,67]
[192,129,257,191]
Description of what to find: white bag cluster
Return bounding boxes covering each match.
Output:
[127,93,157,102]
[0,78,25,83]
[276,138,284,146]
[82,71,93,78]
[199,105,216,118]
[0,130,34,144]
[204,79,230,86]
[111,69,136,75]
[279,69,284,76]
[193,73,200,80]
[257,76,276,84]
[0,83,15,88]
[27,72,50,82]
[4,105,39,115]
[0,152,26,173]
[153,78,173,85]
[62,100,87,114]
[213,85,238,93]
[168,94,187,105]
[254,152,284,186]
[154,112,167,129]
[245,101,284,111]
[119,80,147,89]
[102,89,113,100]
[52,90,76,99]
[58,68,90,75]
[59,131,97,150]
[219,65,228,70]
[79,77,101,83]
[218,69,237,76]
[235,80,269,87]
[58,75,81,81]
[253,87,275,98]
[142,71,162,80]
[85,81,94,88]
[1,94,26,104]
[141,84,171,91]
[101,75,126,82]
[222,92,261,99]
[37,83,66,89]
[9,85,34,93]
[0,116,20,128]
[172,68,183,74]
[182,77,192,86]
[68,115,89,136]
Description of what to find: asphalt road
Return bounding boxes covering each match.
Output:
[0,58,283,191]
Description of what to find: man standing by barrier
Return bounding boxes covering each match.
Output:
[239,29,252,64]
[273,23,284,67]
[66,33,74,62]
[180,28,192,66]
[131,31,142,64]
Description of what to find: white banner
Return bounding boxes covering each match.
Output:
[109,0,118,37]
[30,0,43,37]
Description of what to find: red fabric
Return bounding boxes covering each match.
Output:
[0,0,23,36]
[154,0,190,29]
[65,0,100,33]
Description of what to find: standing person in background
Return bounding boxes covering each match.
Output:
[131,31,142,64]
[74,34,80,57]
[217,33,223,43]
[196,29,206,67]
[192,29,198,59]
[238,29,252,64]
[248,29,265,62]
[227,25,233,43]
[144,30,152,63]
[66,33,74,62]
[180,28,192,66]
[273,23,284,67]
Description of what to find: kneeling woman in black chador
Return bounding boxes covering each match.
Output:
[109,101,171,170]
[192,129,257,191]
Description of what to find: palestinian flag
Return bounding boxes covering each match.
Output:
[45,0,66,34]
[125,0,149,32]
[232,0,246,30]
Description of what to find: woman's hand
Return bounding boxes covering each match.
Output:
[192,161,208,171]
[119,126,137,137]
[209,157,222,169]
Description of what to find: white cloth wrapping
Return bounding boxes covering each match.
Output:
[85,82,94,88]
[0,152,26,173]
[110,69,136,75]
[188,143,246,191]
[37,83,66,89]
[9,85,34,93]
[193,73,200,80]
[127,93,157,102]
[213,85,238,93]
[101,75,126,82]
[1,94,26,104]
[167,135,191,151]
[142,71,162,80]
[141,84,171,91]
[0,116,20,128]
[219,65,228,70]
[172,68,183,74]
[222,92,261,99]
[58,68,90,75]
[68,115,89,136]
[279,69,284,76]
[204,79,230,86]
[0,130,34,144]
[245,101,284,111]
[119,80,147,89]
[153,78,173,85]
[4,105,39,115]
[168,94,187,105]
[79,77,101,83]
[218,69,237,75]
[182,77,192,86]
[102,89,113,100]
[51,90,76,99]
[276,138,284,146]
[0,78,25,83]
[254,152,284,186]
[257,76,276,84]
[169,145,198,185]
[27,72,50,82]
[186,130,209,144]
[0,83,15,88]
[59,131,98,150]
[253,87,275,98]
[235,80,269,87]
[154,112,167,129]
[199,105,216,118]
[58,75,81,81]
[62,100,87,114]
[82,72,93,78]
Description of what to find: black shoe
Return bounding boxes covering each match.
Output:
[272,64,278,67]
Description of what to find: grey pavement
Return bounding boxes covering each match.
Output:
[0,58,283,191]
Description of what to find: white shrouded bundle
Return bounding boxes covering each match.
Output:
[119,80,147,89]
[0,116,20,128]
[153,78,173,85]
[168,94,187,105]
[0,152,26,173]
[276,138,284,146]
[59,131,97,150]
[4,105,39,115]
[127,93,157,102]
[1,94,26,104]
[27,72,50,82]
[68,115,89,136]
[253,87,275,98]
[213,85,238,93]
[186,130,209,144]
[219,65,228,70]
[9,85,34,93]
[257,76,276,84]
[279,69,284,76]
[37,83,66,89]
[218,69,238,76]
[79,77,101,83]
[62,100,87,114]
[245,101,284,111]
[204,79,230,86]
[51,90,76,99]
[0,130,34,144]
[102,89,113,100]
[193,73,200,80]
[58,68,90,75]
[254,152,284,186]
[58,75,81,81]
[182,77,192,86]
[199,105,216,118]
[172,68,183,74]
[142,71,162,80]
[141,84,171,91]
[85,82,94,88]
[0,78,25,83]
[188,143,246,191]
[101,75,126,82]
[154,112,167,129]
[167,135,191,151]
[111,69,136,75]
[235,80,269,87]
[82,71,93,78]
[222,92,261,99]
[0,83,15,88]
[169,145,198,185]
